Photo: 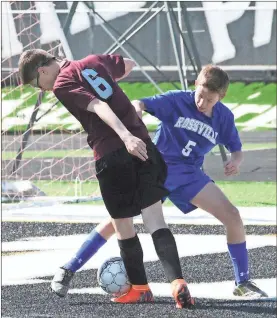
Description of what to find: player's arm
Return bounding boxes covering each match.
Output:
[224,150,243,176]
[115,58,136,81]
[54,83,147,161]
[100,55,135,81]
[221,111,243,176]
[131,100,146,119]
[230,151,243,165]
[132,90,186,122]
[133,90,181,123]
[87,99,148,161]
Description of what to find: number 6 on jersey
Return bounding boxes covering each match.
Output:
[81,69,113,100]
[182,140,196,157]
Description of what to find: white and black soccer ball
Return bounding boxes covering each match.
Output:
[97,256,131,295]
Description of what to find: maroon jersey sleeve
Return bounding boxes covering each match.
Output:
[99,54,125,80]
[53,82,95,111]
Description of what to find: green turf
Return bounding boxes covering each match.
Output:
[2,82,276,116]
[212,181,276,207]
[211,142,276,153]
[33,180,276,207]
[2,149,93,160]
[3,142,276,160]
[2,82,276,133]
[119,82,277,105]
[2,142,276,160]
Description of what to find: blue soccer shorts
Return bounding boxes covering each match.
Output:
[163,163,213,214]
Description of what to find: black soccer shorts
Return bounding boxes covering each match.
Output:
[95,141,169,219]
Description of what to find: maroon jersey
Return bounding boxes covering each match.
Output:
[53,54,150,160]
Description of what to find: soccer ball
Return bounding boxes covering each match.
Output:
[97,256,131,295]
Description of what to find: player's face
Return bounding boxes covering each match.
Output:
[30,60,58,91]
[194,84,222,114]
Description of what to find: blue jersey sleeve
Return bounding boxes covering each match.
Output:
[141,90,180,122]
[220,111,242,152]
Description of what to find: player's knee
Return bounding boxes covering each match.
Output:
[145,221,168,235]
[112,218,136,240]
[224,205,243,226]
[141,201,168,234]
[141,211,167,235]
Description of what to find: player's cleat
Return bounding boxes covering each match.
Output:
[111,284,154,303]
[51,267,75,297]
[233,280,268,298]
[171,279,195,309]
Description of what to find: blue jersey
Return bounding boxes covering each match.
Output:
[141,90,242,167]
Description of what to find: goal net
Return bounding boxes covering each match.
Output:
[2,1,101,208]
[1,1,227,209]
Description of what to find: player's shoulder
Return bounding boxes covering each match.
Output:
[214,100,235,124]
[53,61,78,96]
[78,54,100,63]
[215,100,234,116]
[163,89,194,101]
[71,54,104,71]
[79,54,120,67]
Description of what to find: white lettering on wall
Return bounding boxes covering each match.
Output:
[66,1,90,34]
[2,2,23,59]
[203,1,275,63]
[35,2,62,44]
[253,2,275,47]
[202,1,251,64]
[1,1,275,63]
[2,1,146,58]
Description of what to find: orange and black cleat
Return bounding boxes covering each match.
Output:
[171,279,195,309]
[111,284,154,303]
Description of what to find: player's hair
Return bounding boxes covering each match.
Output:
[18,49,56,85]
[197,65,229,94]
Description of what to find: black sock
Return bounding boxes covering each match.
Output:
[118,235,148,285]
[152,228,183,282]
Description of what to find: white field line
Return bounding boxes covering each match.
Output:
[2,206,276,225]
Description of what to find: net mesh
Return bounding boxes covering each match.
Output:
[1,2,100,205]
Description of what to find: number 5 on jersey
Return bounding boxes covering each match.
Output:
[81,69,113,100]
[182,140,196,157]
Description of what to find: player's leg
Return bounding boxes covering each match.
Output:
[64,220,114,271]
[138,142,194,308]
[141,201,194,308]
[110,217,153,303]
[97,147,152,303]
[51,219,115,297]
[190,181,267,297]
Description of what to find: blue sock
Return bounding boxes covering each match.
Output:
[63,230,107,272]
[228,241,249,285]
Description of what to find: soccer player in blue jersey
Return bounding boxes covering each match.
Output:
[51,65,267,299]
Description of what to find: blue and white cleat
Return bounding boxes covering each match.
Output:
[51,267,75,297]
[233,280,268,298]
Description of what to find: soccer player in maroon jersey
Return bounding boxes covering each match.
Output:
[18,49,194,308]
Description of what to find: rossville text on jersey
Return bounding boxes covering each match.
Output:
[174,117,218,144]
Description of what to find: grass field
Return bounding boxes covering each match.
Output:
[2,143,276,160]
[3,82,276,108]
[2,82,276,132]
[33,180,276,207]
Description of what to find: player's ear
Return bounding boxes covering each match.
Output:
[37,66,46,75]
[219,92,226,100]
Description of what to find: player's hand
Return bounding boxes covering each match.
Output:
[224,160,240,176]
[122,134,148,161]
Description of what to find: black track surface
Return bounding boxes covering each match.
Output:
[2,222,276,318]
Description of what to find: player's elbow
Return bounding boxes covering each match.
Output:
[124,58,136,69]
[123,58,136,75]
[132,100,145,112]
